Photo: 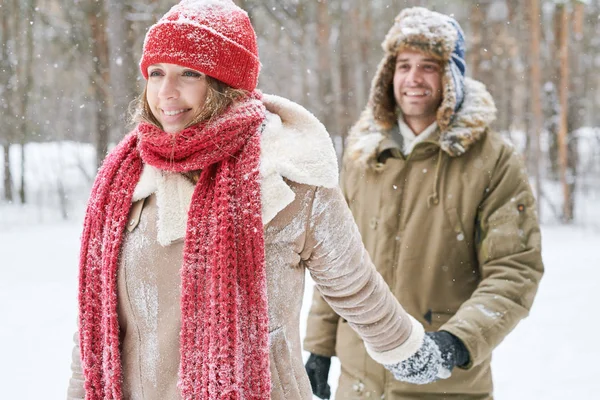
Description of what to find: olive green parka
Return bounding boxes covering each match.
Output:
[304,78,544,399]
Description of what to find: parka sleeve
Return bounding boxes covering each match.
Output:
[441,146,544,368]
[301,185,424,365]
[67,331,86,400]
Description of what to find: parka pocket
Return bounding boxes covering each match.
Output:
[482,191,539,260]
[269,327,302,400]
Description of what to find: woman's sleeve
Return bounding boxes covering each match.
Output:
[301,185,424,365]
[67,331,86,400]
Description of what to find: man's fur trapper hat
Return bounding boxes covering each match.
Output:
[369,7,466,132]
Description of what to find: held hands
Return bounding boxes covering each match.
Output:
[305,353,332,399]
[384,332,449,384]
[306,332,469,393]
[384,331,469,385]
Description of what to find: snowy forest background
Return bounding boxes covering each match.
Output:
[1,0,600,225]
[1,0,600,399]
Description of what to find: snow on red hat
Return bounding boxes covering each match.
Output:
[139,0,261,91]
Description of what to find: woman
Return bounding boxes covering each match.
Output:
[67,1,448,399]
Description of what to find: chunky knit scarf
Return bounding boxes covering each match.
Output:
[78,93,270,399]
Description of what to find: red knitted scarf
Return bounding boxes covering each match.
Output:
[78,93,270,399]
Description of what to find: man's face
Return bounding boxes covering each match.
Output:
[393,50,444,126]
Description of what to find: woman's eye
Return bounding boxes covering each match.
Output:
[148,70,163,77]
[183,70,202,78]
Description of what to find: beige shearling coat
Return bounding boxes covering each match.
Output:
[67,95,424,400]
[304,79,544,399]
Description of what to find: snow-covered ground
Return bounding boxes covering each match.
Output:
[1,141,599,398]
[1,215,599,399]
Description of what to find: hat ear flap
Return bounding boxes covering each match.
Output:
[370,54,398,131]
[437,63,457,132]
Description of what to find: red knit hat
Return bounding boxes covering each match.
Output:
[139,0,261,92]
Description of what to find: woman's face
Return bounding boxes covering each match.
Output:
[146,63,208,134]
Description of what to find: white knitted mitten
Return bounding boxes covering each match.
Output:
[384,333,451,385]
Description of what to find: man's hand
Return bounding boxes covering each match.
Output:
[305,353,331,399]
[427,330,470,371]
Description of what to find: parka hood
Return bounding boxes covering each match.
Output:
[370,7,468,135]
[346,77,497,167]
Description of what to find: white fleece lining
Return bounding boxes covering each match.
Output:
[259,98,338,224]
[131,94,340,239]
[132,164,159,202]
[260,94,338,188]
[365,314,425,365]
[260,172,296,225]
[155,171,195,246]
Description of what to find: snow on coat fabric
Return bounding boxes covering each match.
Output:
[77,92,270,399]
[68,95,426,400]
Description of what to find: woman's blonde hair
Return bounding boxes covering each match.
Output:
[129,75,248,129]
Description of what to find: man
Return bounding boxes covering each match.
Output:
[304,7,543,400]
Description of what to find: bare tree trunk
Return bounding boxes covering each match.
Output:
[496,20,512,134]
[507,0,530,151]
[88,0,111,168]
[565,1,586,221]
[556,4,572,222]
[297,4,310,107]
[106,0,138,132]
[3,145,13,202]
[547,7,562,179]
[357,4,372,110]
[515,0,531,155]
[316,0,334,134]
[1,1,14,202]
[529,0,543,217]
[469,2,484,81]
[18,0,36,204]
[19,143,26,204]
[338,9,354,154]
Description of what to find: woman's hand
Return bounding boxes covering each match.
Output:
[384,332,452,385]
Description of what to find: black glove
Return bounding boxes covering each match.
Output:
[426,331,470,371]
[305,353,331,399]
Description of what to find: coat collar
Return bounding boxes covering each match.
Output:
[132,94,339,245]
[346,77,497,167]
